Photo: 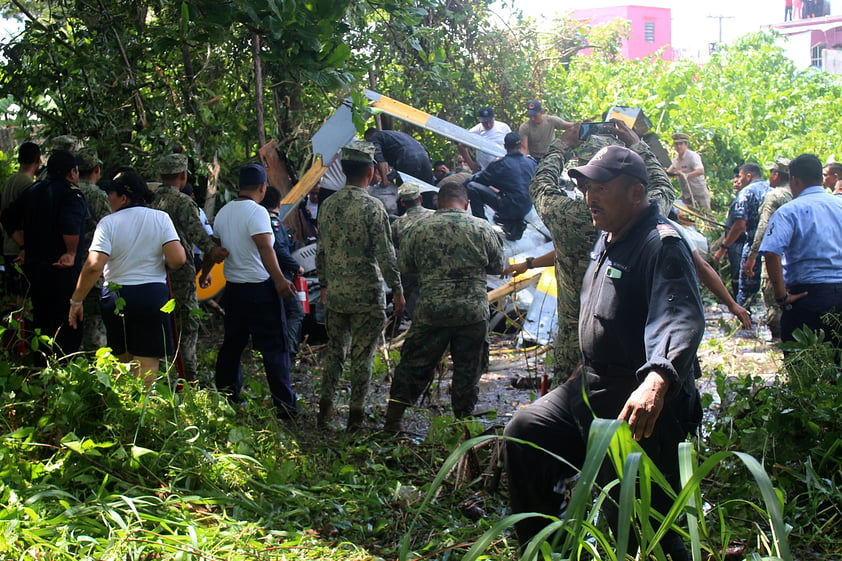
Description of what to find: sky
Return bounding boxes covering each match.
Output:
[496,0,786,59]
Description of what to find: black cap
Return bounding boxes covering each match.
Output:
[478,106,494,123]
[569,145,648,186]
[111,170,153,203]
[504,132,522,149]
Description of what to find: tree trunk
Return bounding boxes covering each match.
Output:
[252,31,266,150]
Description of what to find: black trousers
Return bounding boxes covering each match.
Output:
[504,369,696,559]
[782,282,842,349]
[25,263,82,356]
[215,280,297,414]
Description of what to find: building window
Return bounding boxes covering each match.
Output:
[812,44,826,68]
[644,21,655,43]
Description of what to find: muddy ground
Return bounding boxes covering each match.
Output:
[199,298,783,437]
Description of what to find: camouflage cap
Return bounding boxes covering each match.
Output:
[672,132,690,143]
[158,153,189,175]
[769,156,791,174]
[398,182,422,201]
[51,135,79,154]
[341,141,376,163]
[75,147,102,172]
[575,133,622,162]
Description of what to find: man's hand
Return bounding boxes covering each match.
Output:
[607,118,640,146]
[501,262,528,278]
[276,277,295,298]
[14,249,24,265]
[198,272,212,289]
[713,246,728,264]
[209,246,229,263]
[743,256,757,277]
[618,371,670,441]
[53,252,75,268]
[68,302,83,329]
[392,293,406,318]
[728,303,753,330]
[560,122,583,149]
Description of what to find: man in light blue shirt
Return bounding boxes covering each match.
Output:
[760,153,842,347]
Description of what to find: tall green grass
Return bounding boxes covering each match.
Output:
[402,419,792,561]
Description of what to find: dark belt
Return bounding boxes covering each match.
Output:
[788,282,842,293]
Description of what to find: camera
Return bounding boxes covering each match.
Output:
[578,122,615,141]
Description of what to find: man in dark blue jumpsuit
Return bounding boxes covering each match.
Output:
[2,150,88,356]
[465,132,536,240]
[504,144,704,561]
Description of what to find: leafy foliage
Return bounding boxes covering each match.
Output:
[703,326,842,559]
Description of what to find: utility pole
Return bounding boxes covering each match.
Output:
[706,14,735,44]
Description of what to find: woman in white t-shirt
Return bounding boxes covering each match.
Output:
[69,170,186,384]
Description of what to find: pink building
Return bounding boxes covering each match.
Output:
[572,5,674,61]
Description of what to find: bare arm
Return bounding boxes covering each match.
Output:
[693,250,752,329]
[163,239,186,271]
[501,249,555,278]
[378,161,391,187]
[714,218,747,263]
[254,232,294,298]
[68,251,109,328]
[764,251,808,306]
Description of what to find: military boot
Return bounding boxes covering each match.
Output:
[383,401,406,433]
[316,398,333,429]
[346,407,365,433]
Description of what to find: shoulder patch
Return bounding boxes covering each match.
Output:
[657,223,680,240]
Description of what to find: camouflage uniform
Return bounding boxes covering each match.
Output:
[747,185,793,338]
[392,184,433,320]
[530,138,675,383]
[316,175,403,416]
[388,208,504,417]
[151,154,217,381]
[75,148,111,351]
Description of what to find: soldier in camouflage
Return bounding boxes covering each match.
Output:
[743,157,792,339]
[519,120,675,383]
[50,135,80,155]
[392,182,433,248]
[75,148,111,351]
[383,182,504,432]
[151,153,227,381]
[391,182,433,320]
[316,141,405,432]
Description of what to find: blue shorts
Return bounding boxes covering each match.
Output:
[101,282,174,359]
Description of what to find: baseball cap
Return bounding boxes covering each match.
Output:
[526,100,542,116]
[239,163,267,185]
[111,170,152,202]
[159,153,189,175]
[504,132,522,149]
[769,157,791,174]
[569,145,649,186]
[341,140,376,163]
[478,107,494,123]
[75,148,102,172]
[398,182,422,201]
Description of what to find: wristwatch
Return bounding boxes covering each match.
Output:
[525,256,534,269]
